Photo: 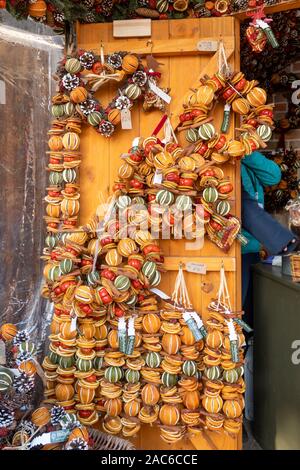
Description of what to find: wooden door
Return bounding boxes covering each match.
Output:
[77,17,242,450]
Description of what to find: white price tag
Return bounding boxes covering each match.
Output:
[148,81,171,104]
[121,108,132,129]
[197,40,218,52]
[186,262,207,275]
[153,169,163,185]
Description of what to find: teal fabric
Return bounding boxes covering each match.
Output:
[241,151,281,254]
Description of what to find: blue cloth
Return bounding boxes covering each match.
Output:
[241,151,282,254]
[242,188,294,255]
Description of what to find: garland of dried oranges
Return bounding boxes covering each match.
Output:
[41,58,258,443]
[178,71,274,163]
[54,49,169,137]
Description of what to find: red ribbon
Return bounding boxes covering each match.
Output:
[152,114,168,138]
[147,70,162,79]
[247,5,272,25]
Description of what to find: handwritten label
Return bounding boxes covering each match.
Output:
[148,80,171,104]
[121,108,132,129]
[197,40,218,52]
[186,262,207,275]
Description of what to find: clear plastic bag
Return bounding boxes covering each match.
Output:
[0,11,63,353]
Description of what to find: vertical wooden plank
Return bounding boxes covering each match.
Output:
[78,24,111,225]
[107,25,140,195]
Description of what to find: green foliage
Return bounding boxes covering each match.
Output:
[50,0,89,21]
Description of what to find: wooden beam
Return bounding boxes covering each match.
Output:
[171,47,234,130]
[164,256,236,272]
[80,36,234,57]
[235,0,300,20]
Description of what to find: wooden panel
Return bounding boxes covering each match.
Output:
[81,36,234,56]
[78,17,241,451]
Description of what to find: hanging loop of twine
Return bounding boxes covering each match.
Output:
[218,40,230,78]
[171,263,192,309]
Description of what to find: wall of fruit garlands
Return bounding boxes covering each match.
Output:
[3,0,283,31]
[37,42,274,444]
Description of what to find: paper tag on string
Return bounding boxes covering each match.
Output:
[186,262,207,275]
[0,340,6,365]
[163,118,172,144]
[153,169,163,185]
[148,80,171,104]
[121,108,132,129]
[132,137,141,147]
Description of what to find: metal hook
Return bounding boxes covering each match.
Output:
[146,39,153,53]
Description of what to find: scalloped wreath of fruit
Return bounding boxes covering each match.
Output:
[177,71,274,162]
[52,49,170,137]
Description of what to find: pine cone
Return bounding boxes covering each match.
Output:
[16,351,33,365]
[115,95,131,110]
[138,0,150,6]
[98,120,115,137]
[232,0,248,11]
[101,0,114,16]
[13,372,35,394]
[83,0,95,7]
[132,70,148,87]
[107,53,123,69]
[51,405,66,426]
[62,73,80,91]
[78,99,97,116]
[85,12,96,23]
[0,408,14,429]
[13,330,30,346]
[194,7,211,17]
[79,51,95,70]
[65,437,89,450]
[53,12,65,24]
[135,8,160,18]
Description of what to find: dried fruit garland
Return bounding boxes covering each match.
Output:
[54,50,169,137]
[178,71,274,161]
[5,0,283,29]
[42,121,244,440]
[0,323,39,446]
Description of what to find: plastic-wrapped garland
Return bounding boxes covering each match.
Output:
[118,317,127,354]
[183,312,203,342]
[125,317,135,356]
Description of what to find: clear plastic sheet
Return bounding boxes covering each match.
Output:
[0,11,64,353]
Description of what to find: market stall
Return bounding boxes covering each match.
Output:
[0,0,299,453]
